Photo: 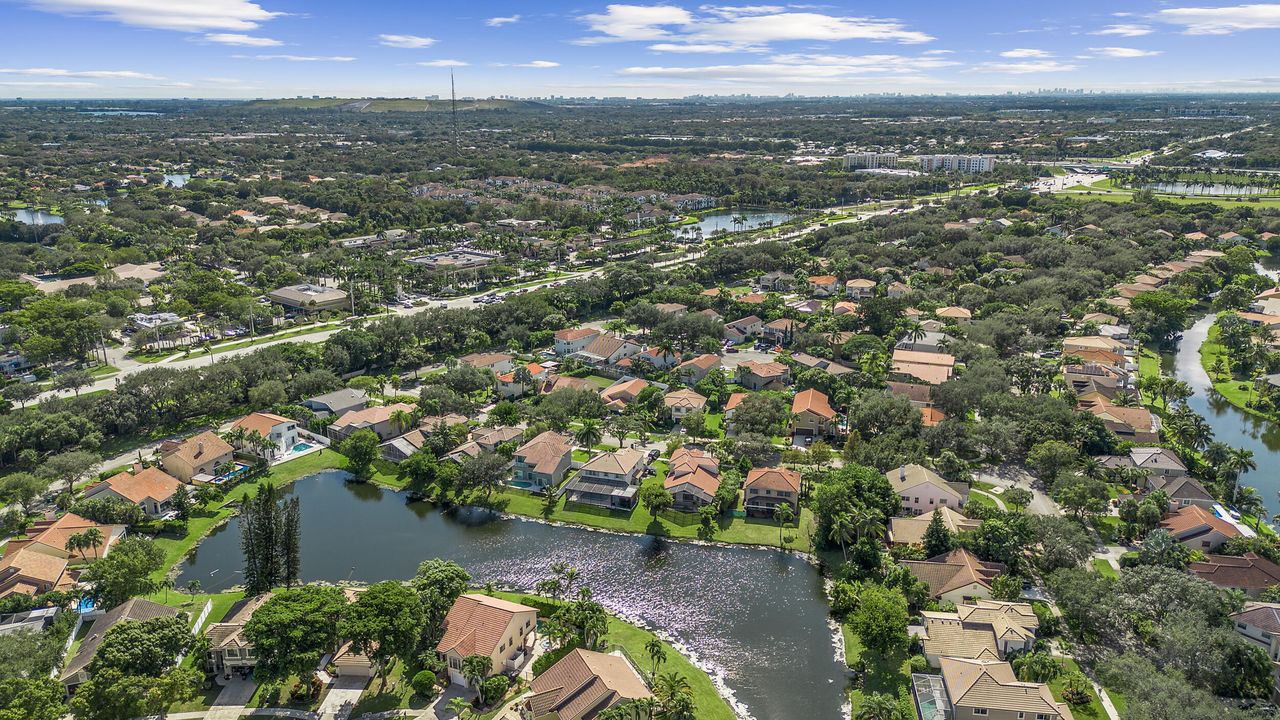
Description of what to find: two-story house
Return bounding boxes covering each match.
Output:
[510,431,574,492]
[664,388,707,423]
[664,447,720,511]
[437,594,538,686]
[562,449,648,510]
[161,431,235,483]
[83,466,182,519]
[328,403,415,442]
[791,388,836,439]
[912,658,1074,720]
[743,466,801,518]
[230,412,301,460]
[888,464,968,516]
[554,327,600,356]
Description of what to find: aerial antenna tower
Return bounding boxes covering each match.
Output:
[450,68,459,153]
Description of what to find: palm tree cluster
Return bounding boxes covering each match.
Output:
[64,527,105,561]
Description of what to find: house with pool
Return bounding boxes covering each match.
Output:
[160,431,235,483]
[437,594,538,687]
[510,431,574,491]
[230,412,301,461]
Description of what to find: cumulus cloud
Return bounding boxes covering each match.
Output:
[237,54,356,62]
[486,15,521,27]
[0,67,163,79]
[25,0,282,32]
[619,52,958,83]
[1088,47,1163,57]
[973,60,1080,74]
[0,80,99,88]
[577,4,932,51]
[516,60,560,68]
[999,48,1051,58]
[418,59,469,67]
[203,33,281,46]
[648,42,744,52]
[378,34,435,48]
[1155,3,1280,34]
[1092,23,1154,36]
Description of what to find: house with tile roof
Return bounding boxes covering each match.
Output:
[437,594,538,686]
[84,466,182,518]
[902,548,1006,603]
[1158,504,1244,551]
[891,349,956,386]
[554,327,601,356]
[574,334,642,368]
[563,449,648,510]
[497,362,550,399]
[522,648,653,720]
[889,507,980,546]
[1230,602,1280,700]
[791,388,837,440]
[0,547,73,599]
[328,403,415,442]
[663,388,707,423]
[9,512,125,562]
[724,315,764,343]
[743,466,801,518]
[511,431,575,492]
[664,447,720,511]
[918,601,1039,666]
[923,657,1074,720]
[737,360,791,390]
[889,464,968,516]
[846,278,877,299]
[600,378,650,411]
[791,352,855,377]
[675,353,720,385]
[161,430,235,483]
[1190,553,1280,596]
[808,275,839,297]
[936,306,972,325]
[459,352,516,375]
[1083,398,1159,444]
[204,593,273,673]
[62,598,181,688]
[230,411,301,458]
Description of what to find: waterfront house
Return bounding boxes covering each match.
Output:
[1190,553,1280,596]
[889,507,979,546]
[888,464,967,516]
[743,466,801,518]
[62,598,180,690]
[521,648,653,720]
[84,466,182,519]
[0,548,72,599]
[1230,602,1280,701]
[9,512,125,561]
[161,431,235,483]
[511,431,575,492]
[437,594,538,686]
[328,403,415,442]
[1147,475,1217,510]
[301,388,369,418]
[563,449,648,510]
[664,447,720,511]
[204,594,273,674]
[230,412,301,459]
[1158,504,1243,551]
[919,601,1039,666]
[915,657,1074,720]
[902,548,1005,603]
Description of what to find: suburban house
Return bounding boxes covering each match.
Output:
[1158,504,1244,551]
[791,388,837,439]
[624,346,678,371]
[328,403,415,442]
[887,281,910,298]
[447,426,526,463]
[743,466,801,518]
[896,331,954,354]
[497,362,550,399]
[891,349,956,386]
[654,302,687,316]
[230,412,301,459]
[0,547,73,599]
[84,466,182,518]
[762,318,805,345]
[554,327,600,356]
[204,593,273,674]
[846,278,876,299]
[161,431,235,483]
[664,447,720,511]
[459,352,516,376]
[757,270,793,292]
[379,415,468,462]
[1189,553,1280,596]
[902,548,1005,603]
[61,598,180,689]
[1148,476,1217,510]
[9,512,125,561]
[887,381,935,409]
[301,388,369,418]
[1083,399,1159,444]
[888,464,968,516]
[791,352,855,377]
[914,657,1075,720]
[562,449,648,510]
[511,431,575,492]
[1063,335,1127,356]
[575,334,642,368]
[724,315,764,342]
[737,360,791,390]
[664,388,707,423]
[889,507,980,546]
[675,354,720,385]
[936,306,972,325]
[521,648,653,720]
[1106,446,1187,484]
[600,378,650,411]
[437,594,538,686]
[808,275,839,297]
[1230,602,1280,700]
[918,601,1039,666]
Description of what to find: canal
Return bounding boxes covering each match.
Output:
[1171,314,1280,516]
[177,470,847,720]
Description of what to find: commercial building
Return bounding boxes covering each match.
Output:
[266,283,349,312]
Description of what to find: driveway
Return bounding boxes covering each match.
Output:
[317,675,369,720]
[973,465,1060,516]
[206,676,257,720]
[422,683,476,720]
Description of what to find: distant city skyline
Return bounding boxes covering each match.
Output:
[3,1,1280,98]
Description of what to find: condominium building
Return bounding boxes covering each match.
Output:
[843,152,899,170]
[917,155,997,174]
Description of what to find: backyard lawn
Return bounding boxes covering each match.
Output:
[1048,658,1108,720]
[842,624,913,714]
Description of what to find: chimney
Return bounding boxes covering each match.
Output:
[197,441,204,457]
[131,462,142,474]
[899,465,906,481]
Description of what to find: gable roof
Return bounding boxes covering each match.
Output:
[940,658,1071,719]
[1190,553,1280,590]
[164,431,233,467]
[902,548,1005,598]
[436,593,536,658]
[792,388,836,419]
[580,449,646,476]
[1232,602,1280,634]
[62,598,179,681]
[744,466,801,494]
[889,507,979,545]
[525,648,652,720]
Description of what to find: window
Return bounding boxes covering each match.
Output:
[972,710,988,717]
[449,656,462,670]
[1036,715,1053,720]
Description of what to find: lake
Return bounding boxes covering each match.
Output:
[178,471,848,720]
[6,208,64,225]
[682,210,795,238]
[1142,181,1272,196]
[164,174,192,188]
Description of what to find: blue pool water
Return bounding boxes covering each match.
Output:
[292,442,314,453]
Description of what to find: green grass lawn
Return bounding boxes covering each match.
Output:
[1091,558,1119,580]
[1048,658,1108,720]
[703,412,725,438]
[494,591,735,720]
[1091,516,1123,544]
[348,660,431,716]
[584,375,615,388]
[967,491,999,511]
[1199,323,1275,422]
[842,624,913,714]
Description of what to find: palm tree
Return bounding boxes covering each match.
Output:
[852,507,886,542]
[64,533,85,561]
[513,366,535,396]
[632,697,660,720]
[81,527,104,559]
[1235,486,1268,531]
[645,637,667,678]
[857,693,905,720]
[774,502,796,547]
[1224,447,1258,505]
[575,420,603,450]
[828,511,855,562]
[1077,456,1105,482]
[901,321,926,346]
[390,408,414,435]
[446,696,471,720]
[653,672,693,716]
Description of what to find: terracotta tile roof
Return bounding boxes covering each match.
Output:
[889,507,979,545]
[939,658,1071,719]
[792,388,836,420]
[164,431,233,467]
[600,378,649,406]
[921,407,947,426]
[555,327,599,341]
[332,403,415,432]
[891,349,955,367]
[231,412,292,437]
[937,306,972,319]
[22,513,122,560]
[737,293,767,304]
[92,466,181,505]
[678,354,720,372]
[515,432,574,475]
[744,466,801,494]
[664,388,707,410]
[892,361,950,385]
[524,649,652,719]
[724,392,748,412]
[1190,553,1280,590]
[460,352,513,368]
[738,360,789,378]
[436,594,536,658]
[580,449,646,476]
[886,381,933,404]
[808,275,837,284]
[0,547,69,596]
[902,548,1005,598]
[846,278,876,288]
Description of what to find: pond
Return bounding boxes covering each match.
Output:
[178,470,848,720]
[1141,181,1272,196]
[6,208,64,225]
[164,174,191,188]
[1171,314,1280,518]
[682,210,795,238]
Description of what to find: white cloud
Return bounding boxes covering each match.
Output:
[1092,23,1154,36]
[203,33,281,46]
[1156,3,1280,34]
[1088,46,1163,57]
[577,4,932,50]
[517,60,560,68]
[922,49,954,55]
[999,48,1051,58]
[0,80,99,88]
[647,42,745,52]
[378,34,436,48]
[0,67,163,79]
[418,59,469,67]
[25,0,282,32]
[485,15,521,27]
[973,60,1080,74]
[619,52,958,83]
[237,54,356,62]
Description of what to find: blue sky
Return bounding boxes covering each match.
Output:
[2,1,1279,98]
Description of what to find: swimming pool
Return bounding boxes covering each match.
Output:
[508,480,535,489]
[293,442,315,453]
